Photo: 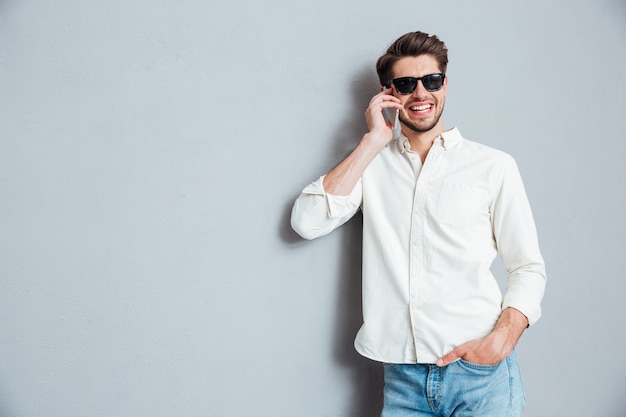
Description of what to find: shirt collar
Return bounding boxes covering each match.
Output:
[396,127,463,153]
[440,127,462,148]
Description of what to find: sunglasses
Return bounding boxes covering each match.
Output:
[385,73,445,94]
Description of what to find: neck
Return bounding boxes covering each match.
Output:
[403,123,445,163]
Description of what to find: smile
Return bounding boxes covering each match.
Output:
[410,104,432,112]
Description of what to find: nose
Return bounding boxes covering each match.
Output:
[411,79,429,98]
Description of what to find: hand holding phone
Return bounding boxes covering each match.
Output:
[365,88,402,146]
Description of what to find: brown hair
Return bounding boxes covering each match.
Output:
[376,31,448,86]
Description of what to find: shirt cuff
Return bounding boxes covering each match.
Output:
[305,175,362,219]
[501,273,546,326]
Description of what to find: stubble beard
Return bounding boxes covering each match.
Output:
[399,100,445,134]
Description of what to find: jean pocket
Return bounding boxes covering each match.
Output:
[457,359,501,371]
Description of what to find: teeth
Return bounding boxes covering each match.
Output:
[411,104,431,111]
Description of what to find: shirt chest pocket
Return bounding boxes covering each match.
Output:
[435,182,490,226]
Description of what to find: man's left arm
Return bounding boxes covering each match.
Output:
[437,155,547,367]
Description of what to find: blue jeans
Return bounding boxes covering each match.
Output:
[381,351,525,417]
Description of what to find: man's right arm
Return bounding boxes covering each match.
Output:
[324,88,403,195]
[290,89,402,239]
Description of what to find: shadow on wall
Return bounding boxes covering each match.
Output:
[280,65,384,417]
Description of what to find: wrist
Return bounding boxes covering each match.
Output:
[490,308,528,351]
[360,131,392,153]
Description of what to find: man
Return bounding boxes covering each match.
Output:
[290,31,546,417]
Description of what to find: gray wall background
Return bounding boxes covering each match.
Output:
[1,0,625,416]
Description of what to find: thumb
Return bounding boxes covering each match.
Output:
[436,346,466,367]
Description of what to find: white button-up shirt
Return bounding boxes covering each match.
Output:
[291,127,546,364]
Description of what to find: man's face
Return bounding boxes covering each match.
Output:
[390,55,448,135]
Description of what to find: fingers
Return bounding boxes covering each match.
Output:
[437,336,509,367]
[436,346,466,367]
[365,89,401,128]
[369,88,402,110]
[363,89,403,142]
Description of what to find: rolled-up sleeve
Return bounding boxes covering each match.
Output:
[491,156,547,326]
[290,175,362,240]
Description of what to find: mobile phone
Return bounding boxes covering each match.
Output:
[382,108,401,140]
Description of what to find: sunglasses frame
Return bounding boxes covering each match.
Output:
[385,73,446,94]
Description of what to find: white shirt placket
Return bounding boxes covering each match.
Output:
[408,138,445,356]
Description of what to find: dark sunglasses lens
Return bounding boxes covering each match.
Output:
[394,78,418,94]
[393,75,444,94]
[423,74,444,91]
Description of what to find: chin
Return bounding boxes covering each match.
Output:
[401,119,438,134]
